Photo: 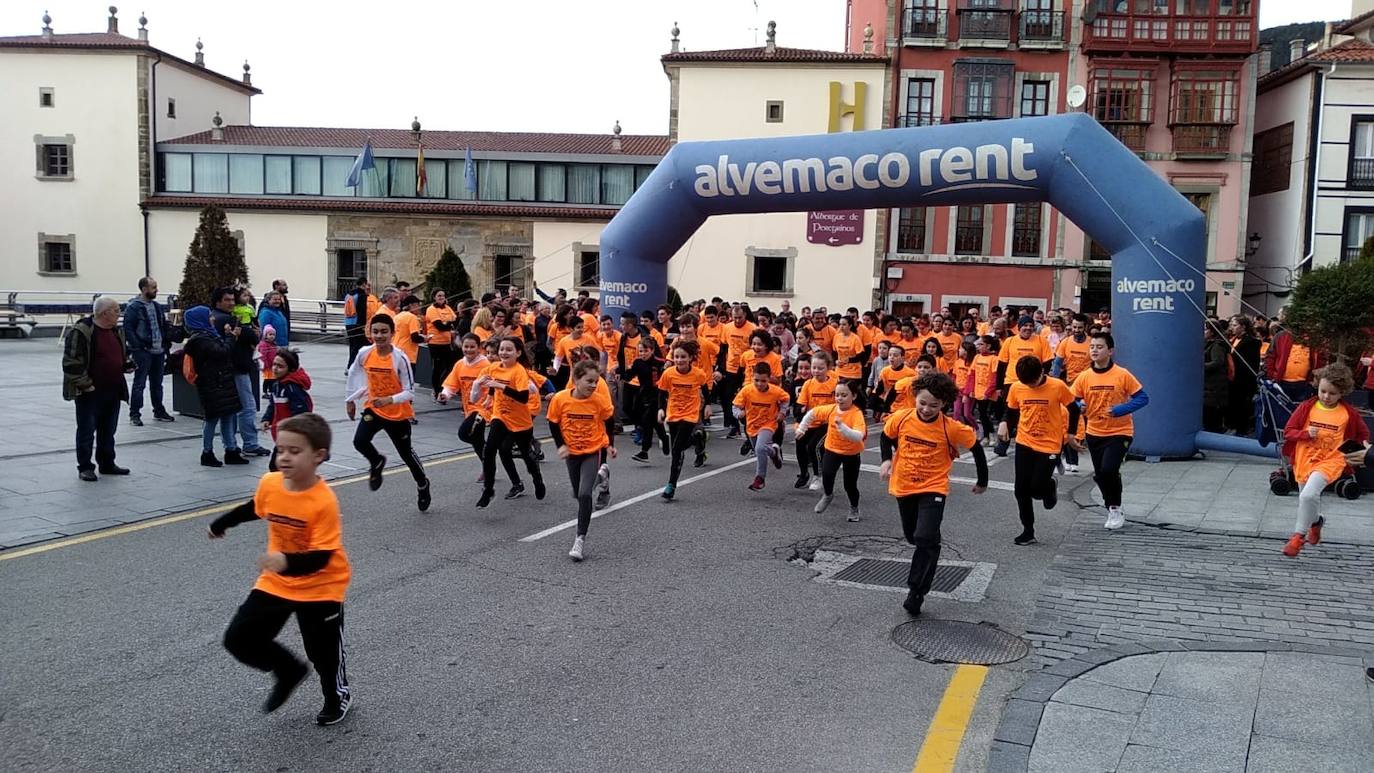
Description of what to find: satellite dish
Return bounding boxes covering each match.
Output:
[1067,85,1087,109]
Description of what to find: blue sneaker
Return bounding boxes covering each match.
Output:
[662,483,675,500]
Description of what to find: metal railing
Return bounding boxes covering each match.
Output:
[1019,10,1066,43]
[897,113,941,128]
[1351,158,1374,189]
[903,8,949,40]
[956,7,1012,40]
[1172,124,1232,155]
[1102,122,1150,151]
[0,290,349,337]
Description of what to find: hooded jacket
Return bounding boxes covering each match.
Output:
[183,307,242,418]
[62,317,132,401]
[262,368,313,438]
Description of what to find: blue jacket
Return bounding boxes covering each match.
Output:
[258,306,289,346]
[122,297,170,352]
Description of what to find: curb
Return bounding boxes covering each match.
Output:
[986,638,1374,772]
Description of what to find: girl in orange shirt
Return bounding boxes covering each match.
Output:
[972,335,1001,444]
[796,380,868,522]
[439,334,490,474]
[547,359,617,562]
[952,341,977,431]
[656,341,714,500]
[472,337,544,509]
[739,330,784,385]
[794,351,838,491]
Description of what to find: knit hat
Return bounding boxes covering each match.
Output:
[263,324,276,336]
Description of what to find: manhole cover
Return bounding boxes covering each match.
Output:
[891,620,1029,665]
[831,558,972,593]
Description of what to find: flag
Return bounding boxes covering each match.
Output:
[346,141,375,188]
[464,146,477,195]
[416,143,428,196]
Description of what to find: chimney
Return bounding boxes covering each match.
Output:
[765,20,776,54]
[41,11,52,38]
[138,12,147,42]
[863,22,874,54]
[1290,38,1306,62]
[670,22,680,53]
[210,111,224,142]
[194,38,204,66]
[611,121,623,153]
[1257,47,1271,75]
[242,60,251,86]
[107,6,118,34]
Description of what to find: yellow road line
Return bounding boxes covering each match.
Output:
[913,664,988,773]
[0,449,482,562]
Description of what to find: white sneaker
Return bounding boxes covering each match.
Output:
[808,478,822,491]
[847,506,861,523]
[569,536,585,561]
[815,494,833,514]
[1064,463,1079,474]
[1104,507,1125,530]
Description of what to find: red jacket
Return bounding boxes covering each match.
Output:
[1281,397,1370,463]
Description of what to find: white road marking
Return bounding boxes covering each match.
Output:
[858,464,1015,492]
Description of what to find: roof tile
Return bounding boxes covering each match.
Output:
[160,125,670,156]
[661,45,886,64]
[0,31,260,93]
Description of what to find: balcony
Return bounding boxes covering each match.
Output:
[1083,7,1257,55]
[950,96,1014,123]
[896,218,927,252]
[955,2,1013,47]
[1171,124,1232,156]
[898,113,942,127]
[1102,122,1149,151]
[1351,158,1374,190]
[903,8,949,46]
[1018,10,1067,48]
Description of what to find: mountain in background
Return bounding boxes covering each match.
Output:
[1260,21,1332,72]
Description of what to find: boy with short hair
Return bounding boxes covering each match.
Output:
[209,413,353,725]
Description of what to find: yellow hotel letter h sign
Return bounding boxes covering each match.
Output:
[827,81,867,133]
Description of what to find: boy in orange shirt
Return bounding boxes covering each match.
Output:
[345,314,431,511]
[998,355,1080,545]
[1069,332,1148,530]
[209,413,353,725]
[733,363,791,491]
[880,372,988,617]
[547,360,617,561]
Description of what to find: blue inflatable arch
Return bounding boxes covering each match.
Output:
[598,114,1205,458]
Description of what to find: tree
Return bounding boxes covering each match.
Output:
[423,246,472,301]
[1284,258,1374,364]
[1360,234,1374,261]
[177,204,248,309]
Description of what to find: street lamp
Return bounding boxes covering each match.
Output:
[1245,232,1262,258]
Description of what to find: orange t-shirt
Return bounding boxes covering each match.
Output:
[972,354,999,399]
[891,375,917,413]
[1294,402,1352,483]
[367,304,397,342]
[482,362,535,432]
[657,366,712,422]
[952,357,972,394]
[443,355,490,420]
[998,334,1053,385]
[877,365,907,400]
[1070,364,1143,438]
[1282,344,1312,382]
[899,337,922,369]
[562,375,612,404]
[473,325,494,343]
[688,337,720,375]
[833,331,865,379]
[740,350,783,381]
[425,305,457,346]
[546,322,567,350]
[810,403,867,456]
[362,348,414,421]
[546,388,614,456]
[798,376,838,409]
[392,311,423,363]
[883,409,976,497]
[936,332,964,373]
[597,329,623,370]
[732,382,788,437]
[809,325,836,354]
[556,334,600,364]
[723,321,758,373]
[252,473,350,603]
[698,320,726,347]
[1006,377,1077,454]
[1055,336,1092,385]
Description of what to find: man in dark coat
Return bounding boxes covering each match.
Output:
[1202,320,1230,433]
[123,276,176,426]
[63,297,134,481]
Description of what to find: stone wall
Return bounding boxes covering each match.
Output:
[326,214,533,298]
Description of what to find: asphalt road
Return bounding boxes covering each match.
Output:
[0,427,1081,772]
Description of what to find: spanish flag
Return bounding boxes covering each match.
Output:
[416,143,428,196]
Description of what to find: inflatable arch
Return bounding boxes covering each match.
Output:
[598,114,1205,459]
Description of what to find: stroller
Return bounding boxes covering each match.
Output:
[1260,378,1365,499]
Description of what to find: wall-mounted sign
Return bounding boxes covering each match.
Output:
[807,209,864,246]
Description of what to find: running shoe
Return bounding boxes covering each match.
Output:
[902,593,923,617]
[264,659,308,713]
[505,484,526,500]
[1064,463,1079,474]
[476,490,493,509]
[814,494,833,514]
[533,476,546,500]
[740,440,752,457]
[693,451,707,468]
[595,464,611,509]
[1104,506,1124,530]
[726,427,741,440]
[368,455,386,491]
[417,480,432,512]
[1306,517,1324,545]
[662,484,675,501]
[569,536,585,562]
[794,473,810,489]
[1013,530,1037,546]
[1282,533,1305,557]
[847,506,861,523]
[769,444,783,469]
[631,450,650,464]
[809,478,822,491]
[316,693,352,726]
[748,475,765,492]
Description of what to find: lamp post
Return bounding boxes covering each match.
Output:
[1244,231,1262,259]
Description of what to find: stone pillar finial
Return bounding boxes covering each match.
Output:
[108,6,118,34]
[194,37,204,66]
[863,22,874,54]
[765,20,776,54]
[671,22,680,53]
[242,60,251,86]
[611,120,623,152]
[210,111,224,141]
[41,10,53,38]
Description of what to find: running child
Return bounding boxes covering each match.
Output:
[733,362,791,491]
[1280,363,1371,557]
[873,343,907,420]
[546,360,617,561]
[796,380,868,522]
[620,337,669,463]
[344,314,431,512]
[879,373,988,617]
[972,335,1000,444]
[472,336,545,508]
[1069,332,1149,530]
[998,356,1080,545]
[795,352,838,491]
[261,349,313,472]
[656,341,714,500]
[209,413,353,725]
[952,341,977,430]
[439,334,490,479]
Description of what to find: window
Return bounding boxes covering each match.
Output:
[955,205,985,254]
[897,207,927,251]
[322,156,354,196]
[422,160,446,198]
[162,152,192,192]
[37,142,71,178]
[1170,65,1239,154]
[1012,203,1042,256]
[957,0,1013,40]
[39,87,54,107]
[192,153,228,193]
[904,78,936,126]
[40,239,74,274]
[568,165,601,204]
[602,165,635,205]
[508,162,536,202]
[167,97,176,118]
[577,248,600,288]
[952,61,1013,121]
[389,159,417,198]
[766,100,784,123]
[905,0,945,37]
[264,156,292,194]
[1343,210,1374,262]
[447,159,477,200]
[1021,0,1061,41]
[335,249,367,300]
[1090,62,1155,150]
[293,156,321,195]
[1020,80,1050,117]
[1350,119,1374,190]
[753,257,788,293]
[478,160,507,201]
[229,154,264,194]
[1251,122,1293,195]
[636,165,655,189]
[494,254,526,293]
[355,157,390,197]
[538,164,566,202]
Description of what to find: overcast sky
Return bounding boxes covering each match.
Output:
[1,1,1353,137]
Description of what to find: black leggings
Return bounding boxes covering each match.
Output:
[1013,443,1058,530]
[1087,434,1132,508]
[430,345,456,398]
[719,371,744,430]
[666,420,704,486]
[565,452,600,536]
[353,409,427,484]
[483,419,541,494]
[975,399,997,439]
[796,427,824,477]
[458,412,487,459]
[637,403,668,453]
[223,589,349,704]
[821,449,861,507]
[898,493,947,600]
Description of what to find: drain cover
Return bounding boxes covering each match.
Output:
[831,558,972,593]
[891,620,1029,665]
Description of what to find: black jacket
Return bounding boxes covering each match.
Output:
[1203,336,1229,407]
[185,332,242,418]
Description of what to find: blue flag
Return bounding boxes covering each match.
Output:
[464,146,477,194]
[346,141,375,188]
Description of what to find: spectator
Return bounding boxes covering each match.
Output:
[343,278,377,370]
[63,296,134,481]
[258,291,290,347]
[1203,321,1229,433]
[1263,306,1314,403]
[229,303,269,456]
[184,306,247,467]
[1226,314,1262,436]
[232,288,257,326]
[270,279,291,324]
[123,276,176,426]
